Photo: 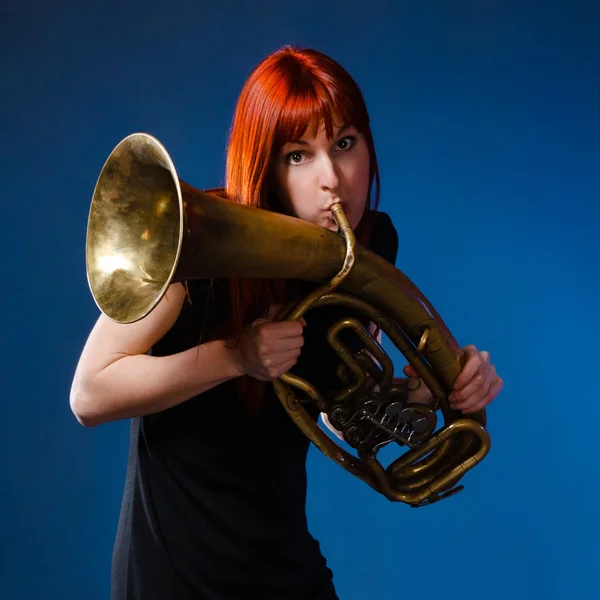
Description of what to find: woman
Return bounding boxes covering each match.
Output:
[70,46,503,600]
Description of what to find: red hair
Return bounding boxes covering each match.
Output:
[223,46,381,410]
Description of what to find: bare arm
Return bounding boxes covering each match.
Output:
[70,283,242,427]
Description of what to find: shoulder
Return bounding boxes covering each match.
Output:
[365,211,398,265]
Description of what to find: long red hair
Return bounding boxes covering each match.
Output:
[223,46,381,410]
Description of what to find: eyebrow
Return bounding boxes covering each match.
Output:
[285,124,353,146]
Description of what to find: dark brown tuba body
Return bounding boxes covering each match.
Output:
[86,133,491,507]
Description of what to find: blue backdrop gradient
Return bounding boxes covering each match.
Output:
[2,1,599,599]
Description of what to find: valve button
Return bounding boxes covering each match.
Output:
[397,408,416,423]
[385,402,405,417]
[412,417,429,432]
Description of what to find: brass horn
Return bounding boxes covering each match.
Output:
[86,133,491,507]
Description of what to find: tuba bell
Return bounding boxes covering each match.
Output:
[86,133,491,507]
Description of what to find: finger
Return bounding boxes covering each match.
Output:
[450,361,493,405]
[257,339,304,365]
[451,363,495,409]
[263,348,302,369]
[461,392,493,414]
[403,364,418,378]
[262,320,305,339]
[279,338,304,352]
[461,377,503,414]
[479,351,491,375]
[453,346,483,390]
[461,398,490,414]
[252,317,270,328]
[486,376,504,401]
[451,386,489,411]
[451,369,489,404]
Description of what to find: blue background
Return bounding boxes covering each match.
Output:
[3,1,599,598]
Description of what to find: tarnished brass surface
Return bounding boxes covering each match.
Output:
[86,134,183,323]
[86,133,491,506]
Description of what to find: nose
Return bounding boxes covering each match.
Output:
[318,155,340,195]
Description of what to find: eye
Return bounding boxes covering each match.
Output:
[336,135,356,151]
[285,150,306,165]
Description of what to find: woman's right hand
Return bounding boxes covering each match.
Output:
[231,307,306,381]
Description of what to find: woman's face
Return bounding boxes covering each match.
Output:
[271,118,371,231]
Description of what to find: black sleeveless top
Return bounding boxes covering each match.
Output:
[111,212,399,600]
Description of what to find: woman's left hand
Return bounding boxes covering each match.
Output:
[448,345,503,414]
